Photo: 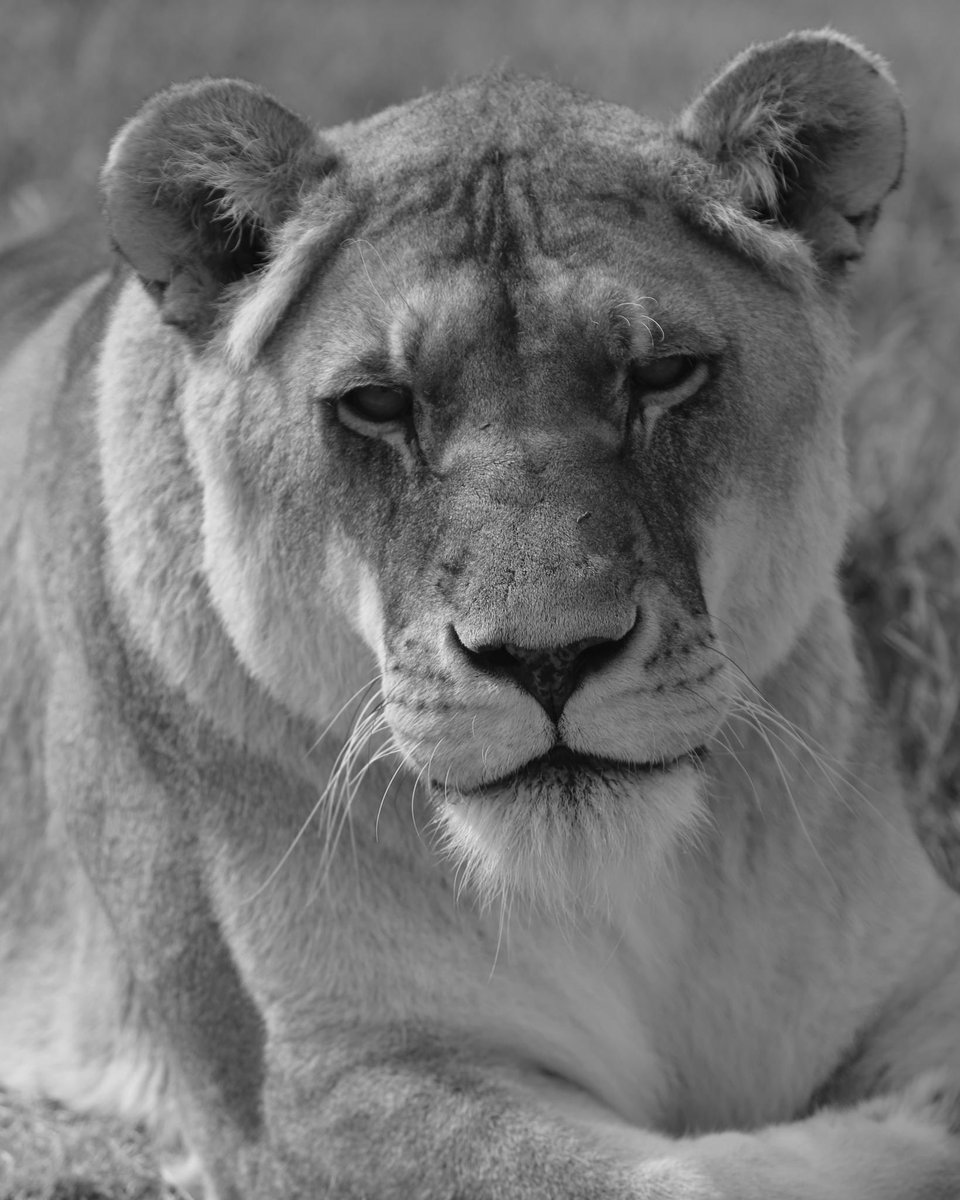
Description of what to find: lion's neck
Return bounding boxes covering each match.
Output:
[705,586,916,885]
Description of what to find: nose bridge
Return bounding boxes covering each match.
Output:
[454,424,603,509]
[444,432,642,646]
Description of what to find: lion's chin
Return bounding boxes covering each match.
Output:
[432,750,708,917]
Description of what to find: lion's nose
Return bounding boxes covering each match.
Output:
[455,633,628,722]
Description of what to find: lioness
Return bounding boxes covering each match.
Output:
[3,28,960,1199]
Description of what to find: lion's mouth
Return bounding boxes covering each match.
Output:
[447,744,706,799]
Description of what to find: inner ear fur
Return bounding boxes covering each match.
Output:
[101,78,337,334]
[678,30,905,271]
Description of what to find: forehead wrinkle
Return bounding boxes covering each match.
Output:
[387,292,425,378]
[388,274,484,368]
[394,270,488,360]
[507,267,660,367]
[225,207,357,368]
[309,270,484,396]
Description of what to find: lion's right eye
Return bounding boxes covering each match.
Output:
[337,386,413,432]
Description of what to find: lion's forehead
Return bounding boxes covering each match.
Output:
[229,80,812,376]
[318,71,812,287]
[328,72,657,183]
[359,148,644,273]
[227,72,817,380]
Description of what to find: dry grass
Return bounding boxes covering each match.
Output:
[1,0,958,1194]
[842,37,960,881]
[0,1089,170,1200]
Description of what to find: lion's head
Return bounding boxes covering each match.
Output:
[98,32,904,909]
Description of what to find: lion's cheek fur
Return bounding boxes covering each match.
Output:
[698,363,852,685]
[699,463,850,683]
[99,282,377,730]
[185,376,378,723]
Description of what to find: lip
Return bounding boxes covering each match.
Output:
[451,744,706,798]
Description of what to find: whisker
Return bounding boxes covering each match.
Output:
[706,613,749,655]
[489,890,514,981]
[307,677,380,758]
[709,643,871,775]
[731,703,839,890]
[317,714,394,879]
[710,725,763,814]
[409,739,445,844]
[376,748,413,841]
[241,690,393,905]
[707,643,904,837]
[730,694,912,845]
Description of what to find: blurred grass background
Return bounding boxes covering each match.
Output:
[1,0,958,1195]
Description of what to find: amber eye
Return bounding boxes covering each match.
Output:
[338,385,413,428]
[630,355,700,393]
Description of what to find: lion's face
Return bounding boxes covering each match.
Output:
[103,52,900,904]
[159,79,848,905]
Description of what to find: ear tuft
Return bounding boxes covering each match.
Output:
[678,31,905,272]
[102,79,337,334]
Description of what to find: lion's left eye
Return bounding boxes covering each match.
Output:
[339,385,413,425]
[630,355,704,397]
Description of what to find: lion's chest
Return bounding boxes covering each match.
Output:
[481,870,882,1132]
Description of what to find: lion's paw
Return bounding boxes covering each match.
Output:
[629,1156,723,1200]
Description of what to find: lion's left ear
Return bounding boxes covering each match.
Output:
[101,79,337,334]
[678,31,905,271]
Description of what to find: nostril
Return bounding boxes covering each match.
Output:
[504,637,610,663]
[453,628,632,722]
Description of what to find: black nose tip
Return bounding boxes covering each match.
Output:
[458,634,626,721]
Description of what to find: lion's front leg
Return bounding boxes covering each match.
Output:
[174,1039,960,1200]
[239,1043,712,1200]
[680,1077,960,1200]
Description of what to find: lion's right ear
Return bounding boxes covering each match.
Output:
[678,31,905,273]
[101,79,337,334]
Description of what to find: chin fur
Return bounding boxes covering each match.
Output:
[432,762,709,918]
